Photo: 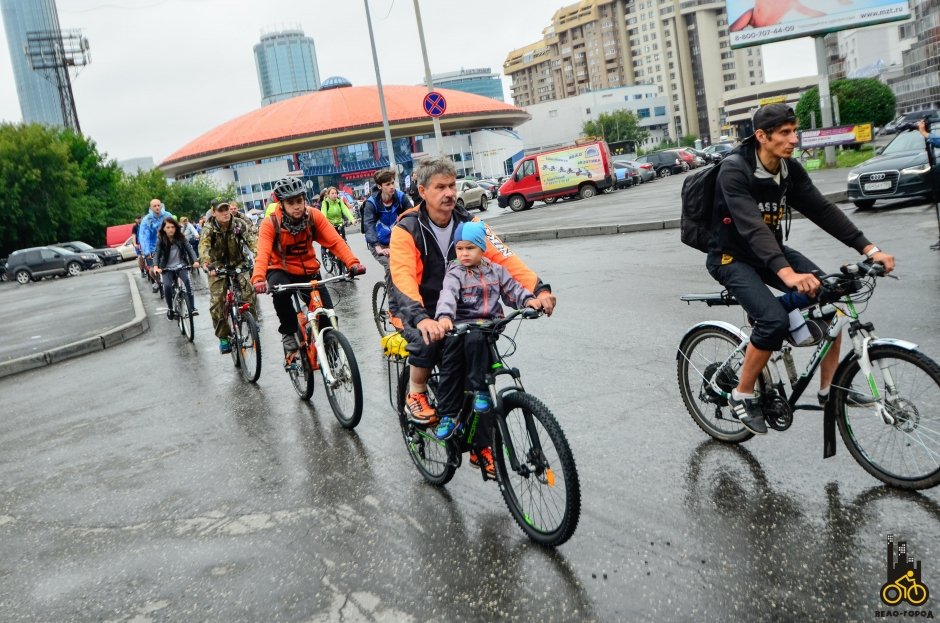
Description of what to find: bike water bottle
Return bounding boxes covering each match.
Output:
[778,291,813,346]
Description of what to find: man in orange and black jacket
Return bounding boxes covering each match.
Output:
[251,176,365,353]
[388,156,556,424]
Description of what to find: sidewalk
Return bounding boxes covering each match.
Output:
[0,269,149,378]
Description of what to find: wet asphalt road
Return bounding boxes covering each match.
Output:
[1,200,939,622]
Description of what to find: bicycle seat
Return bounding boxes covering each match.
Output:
[680,291,739,306]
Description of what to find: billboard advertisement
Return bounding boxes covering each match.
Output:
[799,123,874,148]
[726,0,911,49]
[536,144,606,192]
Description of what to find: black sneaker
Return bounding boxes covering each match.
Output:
[281,333,299,352]
[818,390,879,407]
[728,393,768,435]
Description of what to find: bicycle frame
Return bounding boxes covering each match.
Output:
[276,274,354,387]
[698,294,906,427]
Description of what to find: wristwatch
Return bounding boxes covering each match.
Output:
[865,246,880,258]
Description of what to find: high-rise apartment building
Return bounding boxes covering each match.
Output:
[0,0,68,126]
[430,68,504,101]
[504,0,764,142]
[254,28,320,106]
[887,0,939,112]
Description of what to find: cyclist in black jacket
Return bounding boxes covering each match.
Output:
[708,103,895,434]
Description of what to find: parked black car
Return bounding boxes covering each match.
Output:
[703,143,735,162]
[0,257,7,282]
[56,240,123,265]
[846,128,940,209]
[635,150,686,177]
[4,245,102,284]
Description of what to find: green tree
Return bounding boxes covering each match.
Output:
[582,109,649,145]
[0,123,86,256]
[796,78,896,129]
[166,175,232,222]
[59,130,126,246]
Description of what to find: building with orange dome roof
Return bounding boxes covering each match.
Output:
[160,83,531,210]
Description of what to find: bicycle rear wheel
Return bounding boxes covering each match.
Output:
[372,281,392,336]
[834,344,940,490]
[176,289,194,342]
[677,325,760,443]
[289,334,315,400]
[322,330,362,428]
[493,391,580,547]
[396,364,456,485]
[237,312,262,383]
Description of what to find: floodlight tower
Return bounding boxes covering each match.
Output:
[25,27,90,133]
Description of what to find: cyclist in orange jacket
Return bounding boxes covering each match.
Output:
[251,177,365,353]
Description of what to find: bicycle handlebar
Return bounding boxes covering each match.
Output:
[271,272,360,292]
[448,307,543,336]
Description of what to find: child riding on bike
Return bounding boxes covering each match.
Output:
[433,221,543,475]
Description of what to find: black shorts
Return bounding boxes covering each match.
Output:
[706,247,820,352]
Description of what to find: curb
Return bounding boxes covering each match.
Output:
[499,190,846,244]
[0,272,150,379]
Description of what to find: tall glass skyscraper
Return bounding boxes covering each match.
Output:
[1,0,67,125]
[431,68,504,102]
[254,29,320,106]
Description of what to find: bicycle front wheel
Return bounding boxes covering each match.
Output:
[372,281,392,336]
[322,330,362,428]
[677,325,757,443]
[494,392,580,547]
[237,312,262,383]
[834,345,940,490]
[176,291,194,342]
[396,364,456,485]
[229,309,241,368]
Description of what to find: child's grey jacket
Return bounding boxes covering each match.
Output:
[435,259,535,323]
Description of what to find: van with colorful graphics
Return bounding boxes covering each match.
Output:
[496,140,614,212]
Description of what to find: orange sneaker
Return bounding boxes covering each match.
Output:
[469,447,496,478]
[406,392,437,425]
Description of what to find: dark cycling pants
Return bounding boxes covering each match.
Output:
[437,330,489,404]
[706,247,820,352]
[161,268,194,311]
[267,270,334,336]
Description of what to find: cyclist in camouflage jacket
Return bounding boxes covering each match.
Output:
[198,200,259,354]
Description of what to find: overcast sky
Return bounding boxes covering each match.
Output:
[0,0,817,164]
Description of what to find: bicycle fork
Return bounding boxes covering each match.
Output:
[849,331,897,425]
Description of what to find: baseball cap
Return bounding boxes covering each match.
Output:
[745,103,797,143]
[211,198,231,211]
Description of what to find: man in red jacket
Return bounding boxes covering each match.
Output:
[251,177,365,352]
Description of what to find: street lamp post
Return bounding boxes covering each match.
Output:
[413,0,444,154]
[364,0,398,183]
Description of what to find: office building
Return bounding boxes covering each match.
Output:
[0,0,67,126]
[516,84,670,152]
[504,0,764,143]
[887,0,939,113]
[430,68,504,101]
[254,28,320,106]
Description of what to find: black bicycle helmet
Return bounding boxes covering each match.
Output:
[272,176,306,201]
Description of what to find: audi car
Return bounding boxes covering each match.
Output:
[846,129,940,209]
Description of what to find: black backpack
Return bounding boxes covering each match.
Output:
[680,161,723,252]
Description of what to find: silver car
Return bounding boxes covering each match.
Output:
[456,179,488,211]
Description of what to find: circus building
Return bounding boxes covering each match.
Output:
[159,80,531,209]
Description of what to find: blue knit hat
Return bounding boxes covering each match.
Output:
[455,221,487,251]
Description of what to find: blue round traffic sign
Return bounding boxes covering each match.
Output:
[423,91,447,118]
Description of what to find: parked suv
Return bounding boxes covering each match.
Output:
[846,126,940,209]
[456,179,488,211]
[635,151,685,177]
[56,240,123,265]
[703,143,735,162]
[4,245,101,284]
